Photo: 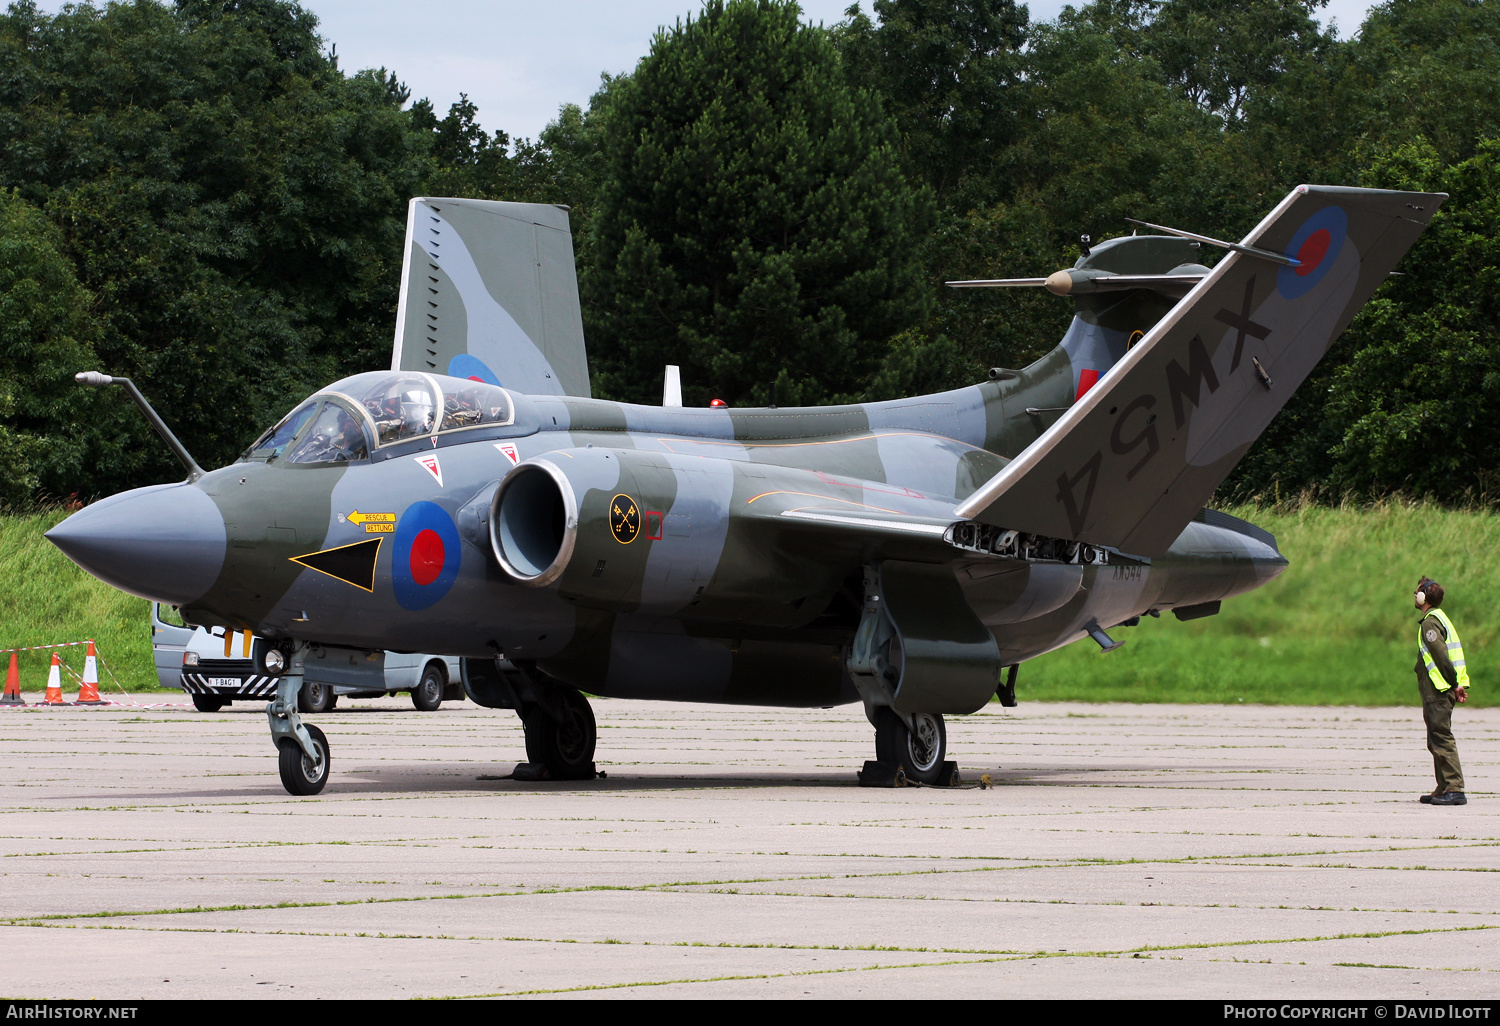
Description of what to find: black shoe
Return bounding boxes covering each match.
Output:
[1429,792,1467,806]
[1420,794,1435,804]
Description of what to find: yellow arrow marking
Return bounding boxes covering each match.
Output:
[346,510,396,526]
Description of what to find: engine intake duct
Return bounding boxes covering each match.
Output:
[491,460,577,587]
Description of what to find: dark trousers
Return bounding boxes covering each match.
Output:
[1417,670,1465,793]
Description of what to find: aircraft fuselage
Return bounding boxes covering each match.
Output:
[50,375,1285,710]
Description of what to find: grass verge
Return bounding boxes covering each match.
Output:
[1022,501,1497,705]
[0,508,159,692]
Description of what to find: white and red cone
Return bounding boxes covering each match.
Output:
[75,640,104,705]
[43,652,64,705]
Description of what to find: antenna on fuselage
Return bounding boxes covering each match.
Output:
[1122,217,1301,267]
[662,365,682,407]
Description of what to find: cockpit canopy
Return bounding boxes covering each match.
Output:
[241,371,517,465]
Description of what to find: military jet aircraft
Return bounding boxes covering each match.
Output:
[47,185,1443,795]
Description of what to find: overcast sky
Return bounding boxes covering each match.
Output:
[37,1,1382,142]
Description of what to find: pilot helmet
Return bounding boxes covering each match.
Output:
[399,389,434,431]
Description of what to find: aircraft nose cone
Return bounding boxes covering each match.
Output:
[46,483,226,605]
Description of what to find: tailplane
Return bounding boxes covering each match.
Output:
[955,185,1445,557]
[964,233,1210,458]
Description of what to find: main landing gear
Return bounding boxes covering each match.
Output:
[520,686,597,780]
[458,657,599,782]
[874,708,948,785]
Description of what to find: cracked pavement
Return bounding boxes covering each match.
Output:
[0,695,1496,998]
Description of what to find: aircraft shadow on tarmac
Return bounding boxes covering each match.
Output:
[80,763,1176,801]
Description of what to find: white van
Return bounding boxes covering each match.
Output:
[151,604,462,713]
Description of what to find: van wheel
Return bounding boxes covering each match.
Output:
[191,692,225,712]
[298,681,337,713]
[411,663,444,711]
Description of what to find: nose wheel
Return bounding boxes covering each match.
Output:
[277,723,330,795]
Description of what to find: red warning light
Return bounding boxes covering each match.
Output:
[710,399,727,408]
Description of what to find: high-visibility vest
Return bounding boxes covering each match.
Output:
[1419,608,1470,693]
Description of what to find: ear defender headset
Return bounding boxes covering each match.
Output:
[1416,578,1438,606]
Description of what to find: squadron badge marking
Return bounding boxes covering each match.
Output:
[495,442,520,466]
[610,494,641,544]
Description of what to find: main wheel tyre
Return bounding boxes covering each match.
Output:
[411,664,445,711]
[190,692,225,712]
[874,708,947,785]
[277,723,330,796]
[297,681,337,713]
[522,689,597,780]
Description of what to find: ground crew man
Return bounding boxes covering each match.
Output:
[1414,577,1468,806]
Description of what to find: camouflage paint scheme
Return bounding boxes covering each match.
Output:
[48,186,1444,782]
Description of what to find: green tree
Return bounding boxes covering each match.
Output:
[584,0,933,408]
[1341,0,1500,166]
[0,0,429,496]
[1325,141,1500,500]
[1083,0,1335,125]
[835,0,1028,204]
[0,189,122,502]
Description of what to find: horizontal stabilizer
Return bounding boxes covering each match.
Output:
[392,198,591,397]
[954,185,1445,557]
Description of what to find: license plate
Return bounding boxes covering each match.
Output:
[209,678,244,688]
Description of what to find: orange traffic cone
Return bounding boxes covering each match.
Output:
[75,641,104,705]
[1,652,23,706]
[43,652,64,705]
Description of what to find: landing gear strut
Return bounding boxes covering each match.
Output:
[267,643,330,795]
[997,664,1018,707]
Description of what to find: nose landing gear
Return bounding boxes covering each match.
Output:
[267,642,331,796]
[278,722,330,795]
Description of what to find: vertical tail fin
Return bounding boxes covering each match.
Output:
[392,198,591,397]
